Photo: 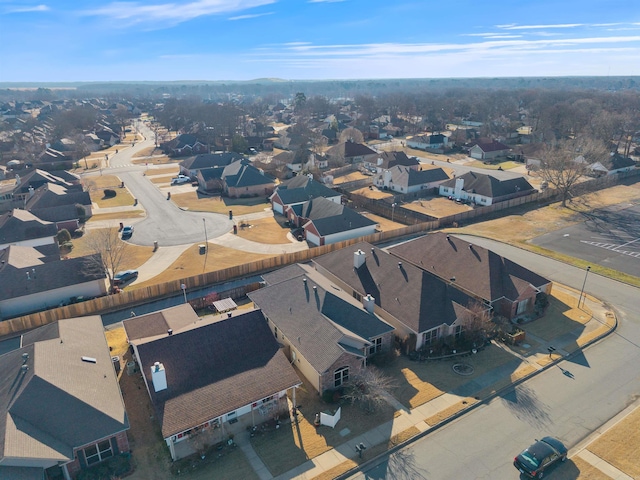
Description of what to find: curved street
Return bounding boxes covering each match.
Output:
[349,236,640,479]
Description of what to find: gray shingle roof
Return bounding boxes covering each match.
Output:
[0,209,58,245]
[297,197,377,236]
[439,172,534,198]
[388,233,550,303]
[0,317,128,467]
[181,153,243,170]
[130,309,301,438]
[250,268,394,373]
[273,177,340,205]
[222,160,275,188]
[313,242,476,333]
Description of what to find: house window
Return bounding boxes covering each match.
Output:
[368,337,383,356]
[517,298,529,315]
[334,366,349,387]
[422,328,439,346]
[454,325,463,339]
[84,439,113,466]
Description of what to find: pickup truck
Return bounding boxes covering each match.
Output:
[171,174,191,185]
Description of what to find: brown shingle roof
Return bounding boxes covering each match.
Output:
[313,242,476,333]
[131,309,301,438]
[388,233,550,303]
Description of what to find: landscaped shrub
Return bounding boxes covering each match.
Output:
[76,453,131,480]
[57,229,71,244]
[103,189,116,198]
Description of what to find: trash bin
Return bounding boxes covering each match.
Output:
[126,361,136,376]
[229,210,233,220]
[112,356,121,374]
[233,225,237,234]
[199,244,206,254]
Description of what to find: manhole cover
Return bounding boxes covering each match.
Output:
[452,363,474,376]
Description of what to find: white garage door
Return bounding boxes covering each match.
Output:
[305,231,320,246]
[273,202,283,214]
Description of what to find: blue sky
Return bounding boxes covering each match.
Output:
[1,0,639,82]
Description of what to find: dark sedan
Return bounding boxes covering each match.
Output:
[113,269,138,285]
[514,437,567,478]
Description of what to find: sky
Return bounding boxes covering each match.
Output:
[0,0,639,83]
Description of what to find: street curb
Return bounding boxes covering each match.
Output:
[335,296,618,480]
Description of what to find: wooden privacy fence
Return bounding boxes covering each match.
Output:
[2,169,638,338]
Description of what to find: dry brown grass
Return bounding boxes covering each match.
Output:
[521,290,592,342]
[381,344,521,409]
[236,217,291,244]
[586,405,640,478]
[131,244,273,288]
[403,196,473,218]
[250,377,396,476]
[333,171,370,184]
[351,186,393,200]
[171,191,271,215]
[105,327,129,357]
[84,175,136,207]
[146,166,179,176]
[425,398,478,425]
[67,228,155,271]
[149,175,174,184]
[361,212,403,232]
[87,211,146,222]
[554,457,613,479]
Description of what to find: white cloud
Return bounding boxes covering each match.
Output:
[496,23,583,30]
[308,0,346,3]
[3,4,49,13]
[229,11,274,20]
[82,0,276,26]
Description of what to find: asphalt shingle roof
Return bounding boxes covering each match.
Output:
[388,233,550,303]
[297,197,376,236]
[129,309,301,438]
[313,242,476,333]
[439,171,534,198]
[274,177,340,205]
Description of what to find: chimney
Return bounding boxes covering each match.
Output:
[151,362,167,392]
[363,294,375,313]
[28,186,35,198]
[354,249,366,269]
[167,329,173,336]
[227,312,232,318]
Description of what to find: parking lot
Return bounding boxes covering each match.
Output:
[531,202,640,278]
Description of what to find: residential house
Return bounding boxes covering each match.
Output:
[179,152,243,178]
[375,165,450,194]
[388,233,552,321]
[0,245,107,320]
[438,172,536,206]
[0,209,58,249]
[0,316,130,480]
[25,183,92,232]
[586,153,636,177]
[270,175,341,215]
[469,140,511,160]
[287,196,377,246]
[0,169,81,211]
[163,134,208,157]
[326,141,377,164]
[248,264,395,394]
[364,151,419,173]
[313,242,478,351]
[220,160,275,198]
[123,305,301,461]
[407,134,449,151]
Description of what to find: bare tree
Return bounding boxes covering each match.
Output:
[538,137,608,207]
[82,227,129,289]
[339,127,364,144]
[343,366,395,413]
[461,301,495,346]
[385,448,428,480]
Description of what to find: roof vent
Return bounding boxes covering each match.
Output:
[22,352,29,363]
[446,235,450,240]
[303,277,307,284]
[21,364,29,373]
[398,262,402,268]
[312,285,317,291]
[227,312,232,318]
[469,244,473,250]
[81,356,97,363]
[167,329,173,336]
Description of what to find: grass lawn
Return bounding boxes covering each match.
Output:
[236,217,291,244]
[171,191,271,215]
[131,244,273,288]
[146,166,179,177]
[464,160,523,170]
[402,196,473,218]
[586,405,640,479]
[361,212,403,232]
[333,171,370,184]
[87,210,146,222]
[351,186,393,200]
[381,343,522,409]
[250,377,397,477]
[84,174,136,208]
[553,457,610,480]
[150,175,174,184]
[67,227,155,272]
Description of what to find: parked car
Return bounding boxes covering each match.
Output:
[121,225,134,239]
[113,269,139,285]
[171,174,191,185]
[514,437,567,478]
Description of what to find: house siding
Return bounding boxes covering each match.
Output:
[319,351,365,394]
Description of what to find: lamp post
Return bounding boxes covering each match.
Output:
[391,202,397,223]
[181,283,187,304]
[578,266,591,309]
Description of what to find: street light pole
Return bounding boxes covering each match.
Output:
[578,266,591,309]
[203,218,208,272]
[391,203,397,223]
[181,283,187,304]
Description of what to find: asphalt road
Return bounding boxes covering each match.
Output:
[530,202,640,278]
[86,122,233,247]
[350,235,640,480]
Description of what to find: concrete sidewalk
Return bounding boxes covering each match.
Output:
[264,284,617,480]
